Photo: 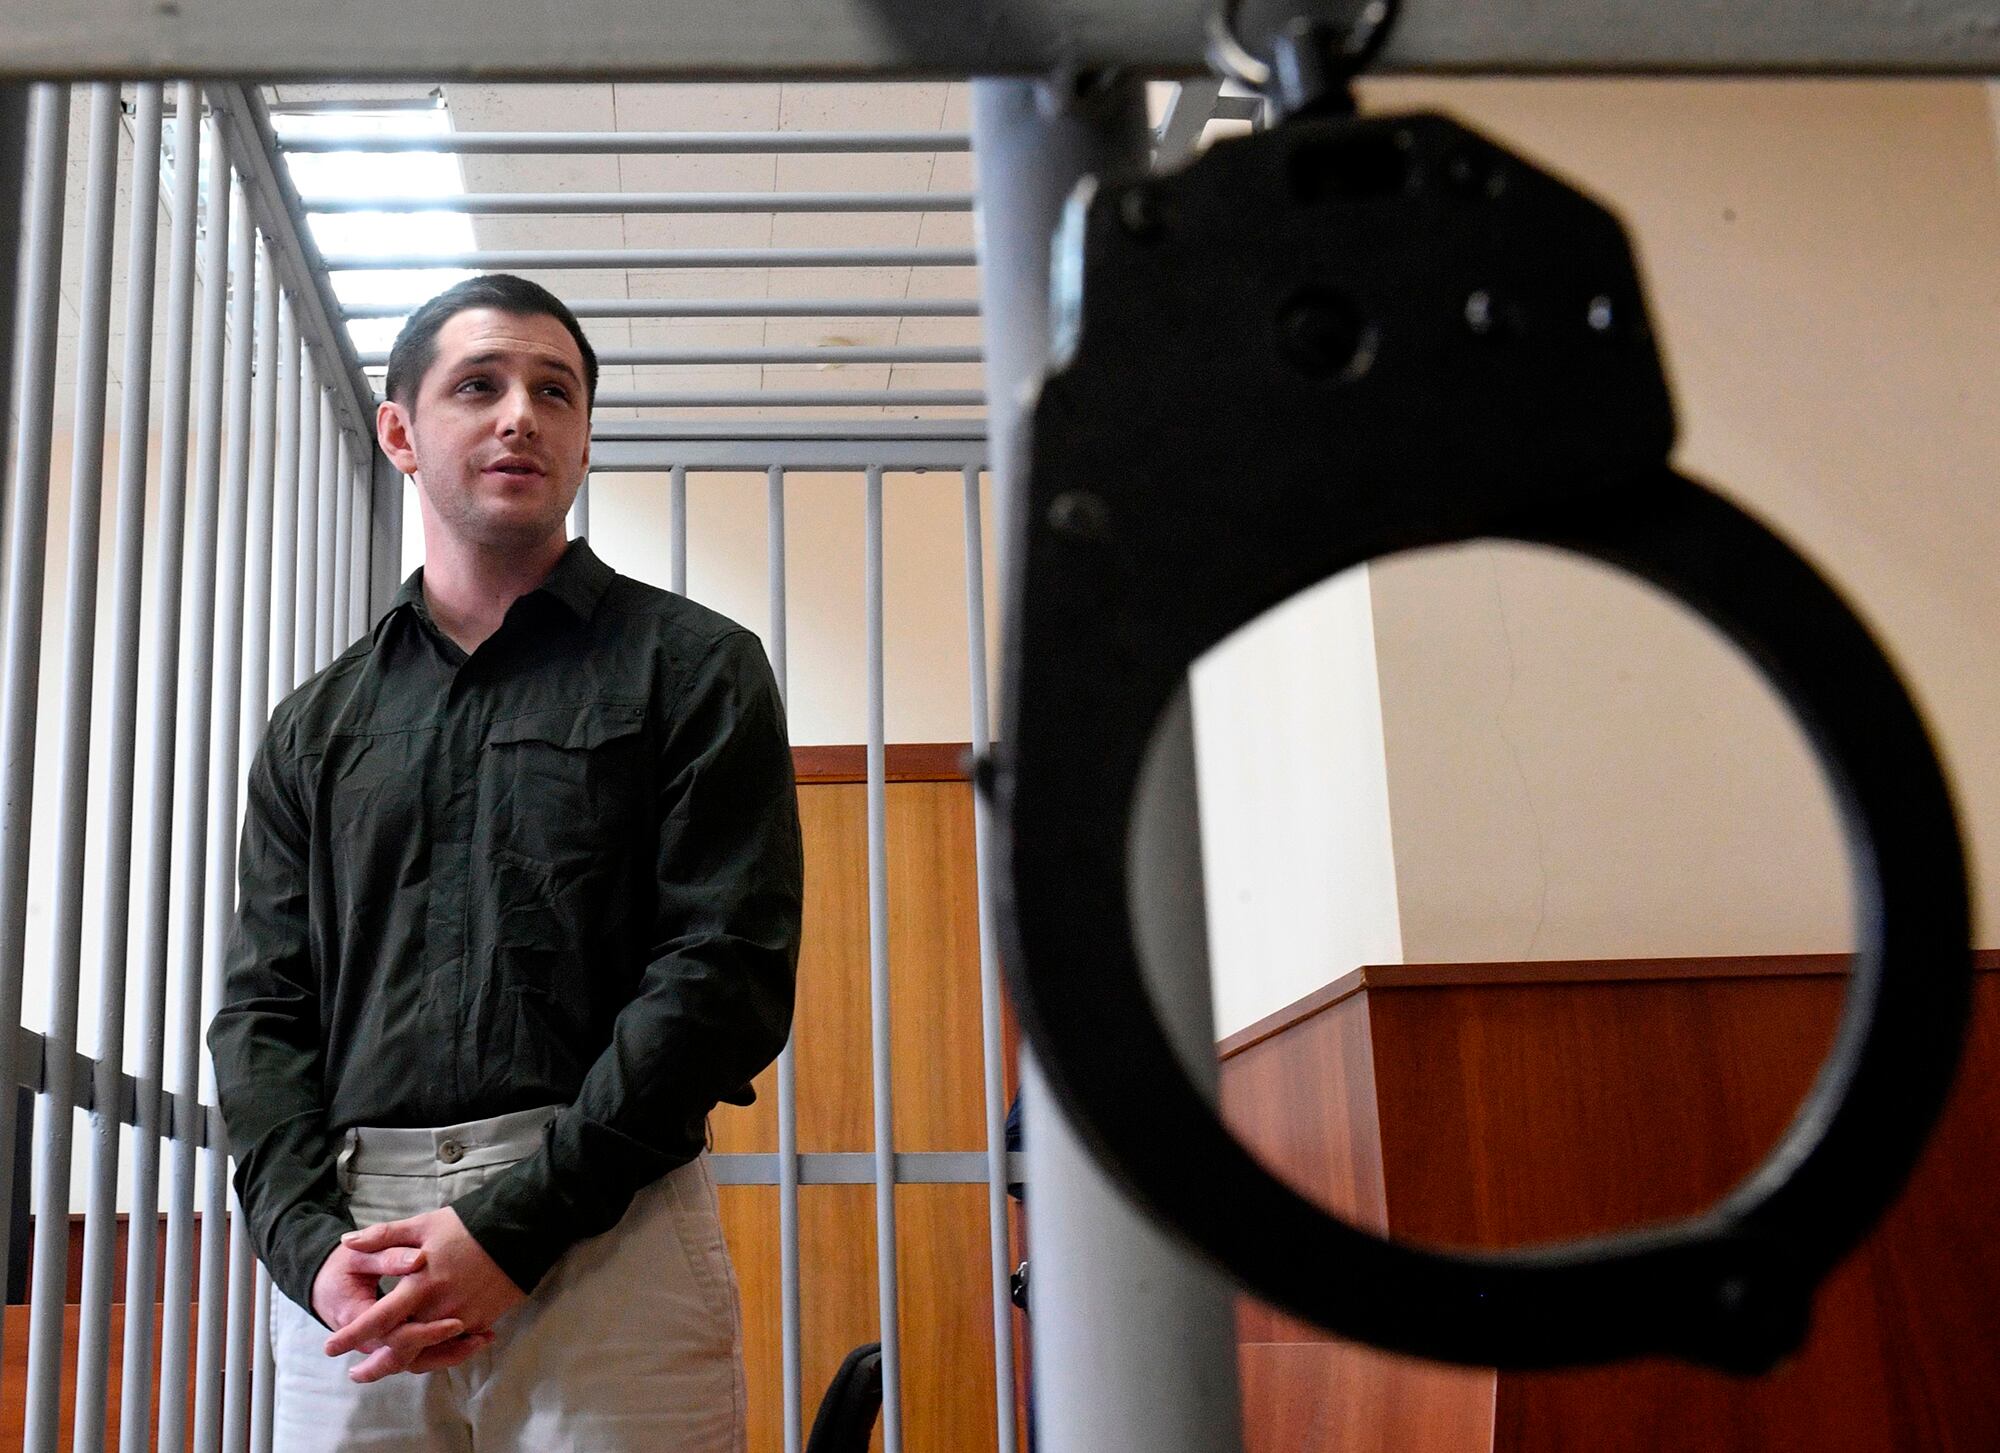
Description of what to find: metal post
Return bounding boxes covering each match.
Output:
[331,436,352,656]
[348,446,370,639]
[315,410,338,668]
[23,83,120,1453]
[863,463,905,1453]
[961,464,1018,1453]
[251,1262,277,1453]
[0,81,70,1356]
[270,301,301,707]
[219,241,281,1453]
[0,86,24,534]
[75,79,164,1453]
[969,76,1246,1453]
[158,123,234,1453]
[767,464,803,1453]
[222,1209,256,1453]
[193,177,259,1453]
[669,465,688,595]
[293,357,320,684]
[569,477,592,541]
[121,81,205,1453]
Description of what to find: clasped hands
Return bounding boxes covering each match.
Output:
[312,1207,526,1383]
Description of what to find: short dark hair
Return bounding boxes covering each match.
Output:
[384,273,598,411]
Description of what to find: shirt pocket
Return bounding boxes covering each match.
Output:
[480,700,647,872]
[478,701,650,1002]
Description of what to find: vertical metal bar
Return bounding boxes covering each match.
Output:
[221,1207,256,1453]
[367,452,405,619]
[349,447,371,639]
[961,464,1019,1453]
[767,464,803,1453]
[293,359,321,684]
[217,236,280,1453]
[75,79,165,1453]
[315,411,338,668]
[158,122,234,1453]
[23,83,119,1453]
[969,76,1245,1453]
[863,463,905,1453]
[192,174,258,1453]
[270,301,300,709]
[250,1263,276,1453]
[331,436,352,655]
[0,86,25,551]
[668,464,687,595]
[0,80,71,1358]
[121,80,205,1453]
[569,475,592,541]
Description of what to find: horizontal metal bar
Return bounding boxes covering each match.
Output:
[592,388,983,408]
[283,129,971,154]
[344,297,980,320]
[324,245,975,271]
[590,438,987,471]
[710,1151,1025,1186]
[8,1,1995,79]
[590,417,986,441]
[359,344,980,367]
[305,190,974,215]
[12,1028,215,1147]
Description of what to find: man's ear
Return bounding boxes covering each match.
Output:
[377,398,419,476]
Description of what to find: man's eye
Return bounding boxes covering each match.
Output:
[456,377,492,394]
[541,384,572,402]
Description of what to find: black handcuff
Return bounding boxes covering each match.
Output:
[987,6,1973,1372]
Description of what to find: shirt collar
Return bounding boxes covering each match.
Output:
[376,538,616,642]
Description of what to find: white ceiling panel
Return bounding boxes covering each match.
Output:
[617,212,774,250]
[607,83,782,132]
[625,317,770,349]
[765,209,922,250]
[777,82,952,133]
[760,316,903,350]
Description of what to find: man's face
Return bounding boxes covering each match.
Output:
[377,307,591,552]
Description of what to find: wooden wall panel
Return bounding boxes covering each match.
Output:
[715,770,1010,1452]
[0,1303,194,1450]
[1221,992,1385,1345]
[1219,957,2000,1453]
[1364,974,1839,1246]
[887,785,986,1152]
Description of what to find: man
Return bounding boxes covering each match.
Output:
[210,273,803,1451]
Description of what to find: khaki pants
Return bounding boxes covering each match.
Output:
[271,1106,747,1453]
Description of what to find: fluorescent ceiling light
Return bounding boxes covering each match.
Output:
[272,102,473,360]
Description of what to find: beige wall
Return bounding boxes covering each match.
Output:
[403,466,1000,748]
[1195,78,2000,1035]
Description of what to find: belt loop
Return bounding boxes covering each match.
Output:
[337,1129,359,1193]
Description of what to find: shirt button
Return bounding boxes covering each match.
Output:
[438,1139,465,1165]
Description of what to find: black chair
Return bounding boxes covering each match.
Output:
[805,1341,883,1453]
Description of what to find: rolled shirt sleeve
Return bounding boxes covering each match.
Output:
[208,716,355,1314]
[449,629,804,1292]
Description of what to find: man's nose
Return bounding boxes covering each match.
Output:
[496,382,540,438]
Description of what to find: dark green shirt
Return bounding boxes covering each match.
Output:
[210,541,803,1313]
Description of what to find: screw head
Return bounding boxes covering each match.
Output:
[1047,490,1111,541]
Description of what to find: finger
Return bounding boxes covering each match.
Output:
[344,1247,427,1279]
[341,1218,423,1254]
[406,1330,496,1375]
[323,1279,426,1357]
[383,1318,467,1362]
[347,1345,413,1385]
